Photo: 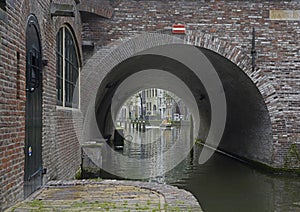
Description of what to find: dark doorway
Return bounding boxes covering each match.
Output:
[24,14,43,198]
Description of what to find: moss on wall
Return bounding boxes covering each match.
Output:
[284,143,300,169]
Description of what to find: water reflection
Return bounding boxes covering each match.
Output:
[102,125,192,180]
[101,126,300,212]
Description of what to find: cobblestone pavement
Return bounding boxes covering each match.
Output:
[6,180,202,211]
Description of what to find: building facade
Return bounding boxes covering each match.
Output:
[118,88,189,123]
[0,0,87,210]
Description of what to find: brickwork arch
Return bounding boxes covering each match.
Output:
[185,31,289,142]
[81,32,288,167]
[185,31,290,166]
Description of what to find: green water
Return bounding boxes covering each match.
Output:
[100,126,300,212]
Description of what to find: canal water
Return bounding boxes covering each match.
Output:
[100,125,300,212]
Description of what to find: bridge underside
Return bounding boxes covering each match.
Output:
[91,44,273,166]
[200,48,273,164]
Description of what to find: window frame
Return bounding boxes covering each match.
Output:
[56,25,80,109]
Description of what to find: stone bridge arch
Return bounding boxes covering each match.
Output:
[79,32,288,169]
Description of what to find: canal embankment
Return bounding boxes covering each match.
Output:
[5,180,202,212]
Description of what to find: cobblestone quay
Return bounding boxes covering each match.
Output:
[5,180,202,211]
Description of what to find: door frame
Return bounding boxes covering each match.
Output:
[24,14,43,198]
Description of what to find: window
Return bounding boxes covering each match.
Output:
[153,105,156,112]
[56,26,79,108]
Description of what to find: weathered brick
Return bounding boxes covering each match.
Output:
[80,0,300,169]
[0,0,82,210]
[1,0,300,211]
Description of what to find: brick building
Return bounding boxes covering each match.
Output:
[1,0,300,210]
[0,0,86,210]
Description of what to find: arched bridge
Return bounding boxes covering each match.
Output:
[78,0,300,170]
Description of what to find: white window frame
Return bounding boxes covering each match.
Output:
[56,25,80,110]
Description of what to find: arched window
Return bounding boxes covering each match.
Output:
[56,25,79,108]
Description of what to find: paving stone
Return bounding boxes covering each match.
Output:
[5,180,202,211]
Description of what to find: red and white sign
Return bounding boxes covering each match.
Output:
[172,24,186,34]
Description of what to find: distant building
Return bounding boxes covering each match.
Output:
[118,88,189,122]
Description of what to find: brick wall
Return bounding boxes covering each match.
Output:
[0,0,83,210]
[0,0,27,210]
[43,0,83,183]
[81,0,300,168]
[55,110,81,180]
